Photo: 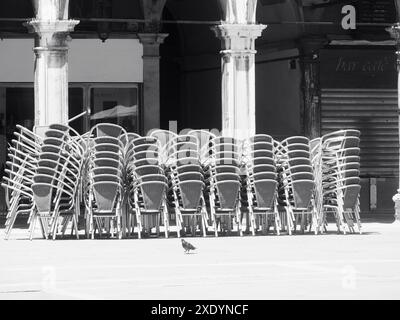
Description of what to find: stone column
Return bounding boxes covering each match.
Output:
[387,23,400,223]
[214,25,265,140]
[213,0,265,140]
[299,38,327,139]
[26,0,79,135]
[138,33,168,134]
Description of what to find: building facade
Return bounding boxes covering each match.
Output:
[0,0,399,218]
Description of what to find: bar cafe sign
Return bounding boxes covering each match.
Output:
[320,49,397,89]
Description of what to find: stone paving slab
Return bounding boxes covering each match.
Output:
[0,222,399,300]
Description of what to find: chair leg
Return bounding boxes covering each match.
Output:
[213,215,218,237]
[73,215,80,240]
[29,215,38,241]
[354,207,362,234]
[91,216,95,240]
[301,213,306,234]
[192,215,197,237]
[249,207,256,236]
[286,208,293,236]
[164,206,169,239]
[156,214,160,237]
[274,213,280,236]
[126,214,131,238]
[52,217,59,241]
[121,210,127,239]
[61,216,70,237]
[110,218,115,238]
[117,215,122,240]
[201,212,207,237]
[236,207,243,237]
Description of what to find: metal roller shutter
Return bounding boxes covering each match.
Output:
[321,88,399,178]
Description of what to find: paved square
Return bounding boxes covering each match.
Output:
[0,222,399,300]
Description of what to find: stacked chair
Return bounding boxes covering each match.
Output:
[29,124,85,240]
[205,137,243,236]
[1,125,42,239]
[276,136,317,235]
[126,136,169,238]
[2,121,364,240]
[84,124,126,239]
[242,135,281,235]
[188,130,217,166]
[165,135,208,237]
[188,130,218,228]
[150,130,178,166]
[317,130,362,234]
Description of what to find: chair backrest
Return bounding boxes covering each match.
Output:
[188,130,217,163]
[291,180,314,209]
[253,179,277,209]
[177,180,204,210]
[135,165,163,177]
[342,185,361,210]
[32,183,53,212]
[215,180,241,210]
[249,134,273,144]
[253,172,277,181]
[176,172,203,182]
[93,123,126,138]
[92,181,120,213]
[139,181,167,211]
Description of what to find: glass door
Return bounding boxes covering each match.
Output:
[0,86,34,214]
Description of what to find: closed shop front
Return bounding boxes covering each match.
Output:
[320,47,398,214]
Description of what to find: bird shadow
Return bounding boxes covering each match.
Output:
[184,252,198,255]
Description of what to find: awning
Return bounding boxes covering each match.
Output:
[90,105,138,120]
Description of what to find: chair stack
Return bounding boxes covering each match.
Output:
[1,125,42,239]
[166,135,207,237]
[319,130,362,234]
[276,136,317,235]
[243,135,281,235]
[30,124,85,240]
[150,130,178,167]
[309,137,323,229]
[206,137,243,236]
[127,136,169,238]
[85,124,126,239]
[188,130,217,167]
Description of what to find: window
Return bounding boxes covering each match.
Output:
[90,86,139,133]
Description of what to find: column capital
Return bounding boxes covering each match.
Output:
[386,23,400,70]
[386,23,400,45]
[138,33,169,45]
[138,33,169,58]
[25,19,79,49]
[298,37,328,53]
[213,24,266,54]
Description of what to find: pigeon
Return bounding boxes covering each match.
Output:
[181,239,196,254]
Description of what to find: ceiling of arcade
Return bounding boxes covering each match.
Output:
[0,0,398,55]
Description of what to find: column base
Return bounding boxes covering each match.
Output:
[392,189,400,223]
